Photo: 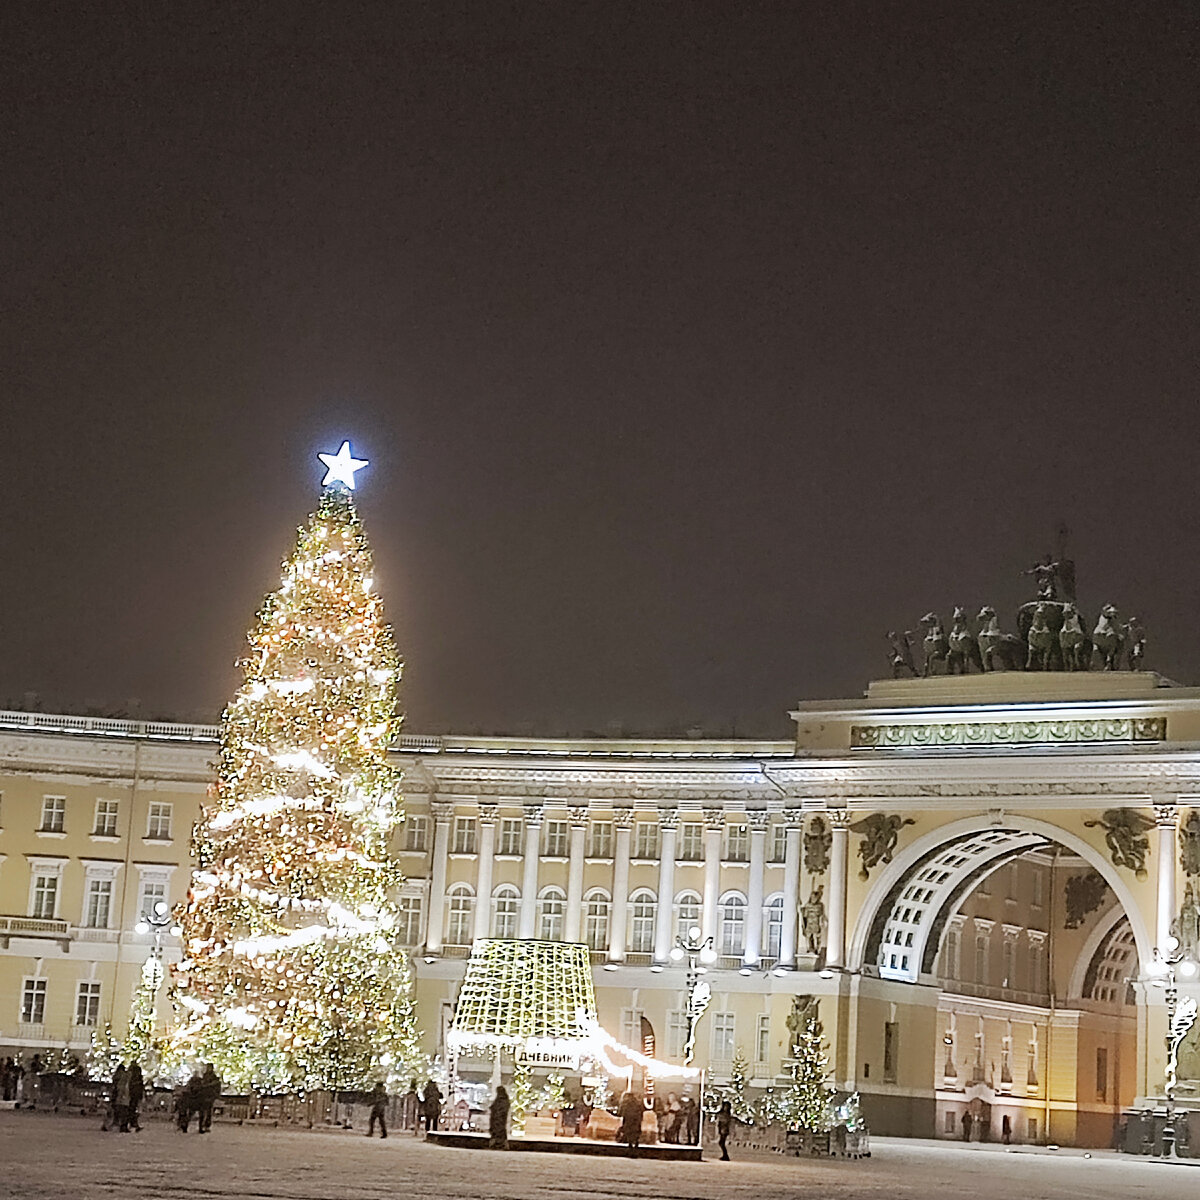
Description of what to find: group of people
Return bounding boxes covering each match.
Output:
[175,1064,222,1132]
[0,1056,31,1103]
[103,1063,146,1133]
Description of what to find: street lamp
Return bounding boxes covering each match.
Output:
[1147,934,1199,1159]
[670,925,717,1065]
[134,899,183,958]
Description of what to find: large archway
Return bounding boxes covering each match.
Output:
[848,814,1153,981]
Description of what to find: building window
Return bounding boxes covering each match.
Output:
[634,821,659,860]
[544,820,569,858]
[679,822,704,861]
[498,818,523,856]
[945,1111,957,1134]
[629,890,656,953]
[146,803,172,840]
[725,823,749,862]
[1032,869,1044,908]
[31,872,59,920]
[93,800,120,837]
[621,1008,643,1050]
[446,886,474,945]
[76,981,102,1027]
[493,887,519,939]
[675,892,702,942]
[21,979,47,1025]
[85,878,113,929]
[770,823,788,863]
[1003,938,1017,989]
[396,895,423,945]
[40,796,65,833]
[884,1022,899,1083]
[538,888,565,940]
[1096,1047,1108,1101]
[588,821,613,858]
[764,894,784,957]
[719,894,746,956]
[584,890,610,950]
[452,817,476,855]
[1029,941,1046,993]
[403,815,428,852]
[668,1010,688,1059]
[711,1012,736,1063]
[137,878,168,921]
[1007,864,1018,899]
[1027,1117,1038,1140]
[944,929,960,979]
[756,1014,771,1064]
[974,934,989,983]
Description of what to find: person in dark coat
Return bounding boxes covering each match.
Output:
[421,1079,442,1133]
[366,1081,389,1138]
[105,1064,128,1132]
[618,1090,643,1156]
[400,1080,421,1133]
[127,1063,145,1132]
[961,1110,973,1142]
[716,1099,733,1161]
[196,1064,221,1133]
[681,1095,700,1145]
[177,1072,201,1131]
[489,1085,510,1149]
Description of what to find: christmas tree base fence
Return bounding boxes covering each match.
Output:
[425,1129,703,1160]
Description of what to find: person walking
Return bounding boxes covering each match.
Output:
[114,1064,133,1133]
[618,1090,643,1157]
[177,1072,201,1132]
[127,1063,145,1132]
[421,1079,442,1133]
[488,1085,510,1150]
[366,1081,389,1138]
[400,1080,420,1133]
[961,1110,973,1142]
[196,1064,221,1133]
[716,1099,733,1161]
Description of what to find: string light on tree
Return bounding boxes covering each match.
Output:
[170,443,421,1091]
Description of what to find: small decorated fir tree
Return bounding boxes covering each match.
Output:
[87,1023,124,1082]
[172,450,422,1091]
[778,1003,834,1131]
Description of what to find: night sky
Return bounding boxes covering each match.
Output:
[4,6,1199,737]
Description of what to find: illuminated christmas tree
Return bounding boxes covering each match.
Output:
[123,955,165,1072]
[778,1003,834,1132]
[172,445,422,1091]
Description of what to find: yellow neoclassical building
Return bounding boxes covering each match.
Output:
[1,667,1198,1147]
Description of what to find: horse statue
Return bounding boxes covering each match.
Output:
[920,613,950,677]
[976,606,1025,671]
[1125,616,1147,671]
[1058,603,1091,671]
[1092,604,1125,671]
[886,630,919,679]
[1025,603,1055,671]
[946,606,983,675]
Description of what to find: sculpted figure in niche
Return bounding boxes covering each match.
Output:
[804,816,831,876]
[1181,811,1200,879]
[1084,808,1154,879]
[1172,881,1200,961]
[800,886,826,957]
[786,995,822,1058]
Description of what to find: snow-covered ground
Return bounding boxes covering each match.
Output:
[3,1112,1197,1200]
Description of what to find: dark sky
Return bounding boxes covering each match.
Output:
[3,5,1199,737]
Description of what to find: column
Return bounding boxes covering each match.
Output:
[701,808,724,945]
[424,801,452,954]
[564,806,589,942]
[825,810,850,969]
[473,803,498,942]
[653,810,679,963]
[1155,800,1179,951]
[608,808,634,962]
[743,811,768,965]
[519,805,544,939]
[779,813,802,968]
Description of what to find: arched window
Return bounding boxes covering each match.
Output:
[446,884,474,946]
[492,885,519,939]
[943,928,960,979]
[763,893,784,958]
[584,888,610,951]
[674,891,702,943]
[719,892,746,957]
[629,889,657,954]
[538,887,566,941]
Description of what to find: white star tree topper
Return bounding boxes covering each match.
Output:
[318,441,369,489]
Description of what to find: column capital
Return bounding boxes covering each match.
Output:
[747,810,771,832]
[704,808,726,832]
[613,807,636,830]
[658,808,680,832]
[478,802,499,824]
[1155,802,1180,828]
[829,809,852,831]
[783,809,806,829]
[524,804,545,827]
[430,800,454,823]
[569,805,591,828]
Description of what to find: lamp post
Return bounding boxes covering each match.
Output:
[670,926,717,1066]
[1148,934,1198,1159]
[134,899,182,959]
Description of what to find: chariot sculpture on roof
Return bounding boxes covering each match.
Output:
[885,531,1148,678]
